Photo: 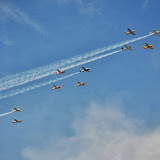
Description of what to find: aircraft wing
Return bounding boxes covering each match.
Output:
[78,81,81,84]
[145,43,149,47]
[128,28,131,32]
[14,119,17,121]
[57,69,60,72]
[53,84,57,87]
[82,67,85,70]
[14,107,17,110]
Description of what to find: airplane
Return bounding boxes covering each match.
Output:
[12,119,22,124]
[55,69,65,75]
[50,84,61,90]
[149,29,160,36]
[11,107,22,112]
[125,28,136,35]
[75,81,86,87]
[80,67,90,72]
[121,44,132,51]
[142,43,153,49]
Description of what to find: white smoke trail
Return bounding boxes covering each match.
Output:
[0,49,122,100]
[0,111,13,117]
[61,49,123,72]
[0,72,80,100]
[0,34,151,92]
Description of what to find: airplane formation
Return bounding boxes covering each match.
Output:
[6,29,159,124]
[11,108,22,124]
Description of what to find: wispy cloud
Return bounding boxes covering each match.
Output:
[78,2,101,16]
[0,2,46,35]
[56,0,101,16]
[142,0,150,8]
[0,36,13,46]
[22,102,160,160]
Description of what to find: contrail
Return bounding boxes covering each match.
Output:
[0,49,122,100]
[0,34,151,92]
[0,111,13,117]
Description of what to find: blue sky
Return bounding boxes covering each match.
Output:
[0,0,160,160]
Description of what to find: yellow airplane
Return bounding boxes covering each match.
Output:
[142,43,153,49]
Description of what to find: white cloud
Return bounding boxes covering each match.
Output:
[22,102,160,160]
[0,2,46,35]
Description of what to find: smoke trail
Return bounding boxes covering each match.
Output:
[0,50,122,100]
[0,72,80,100]
[0,111,13,117]
[83,34,150,58]
[0,34,150,92]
